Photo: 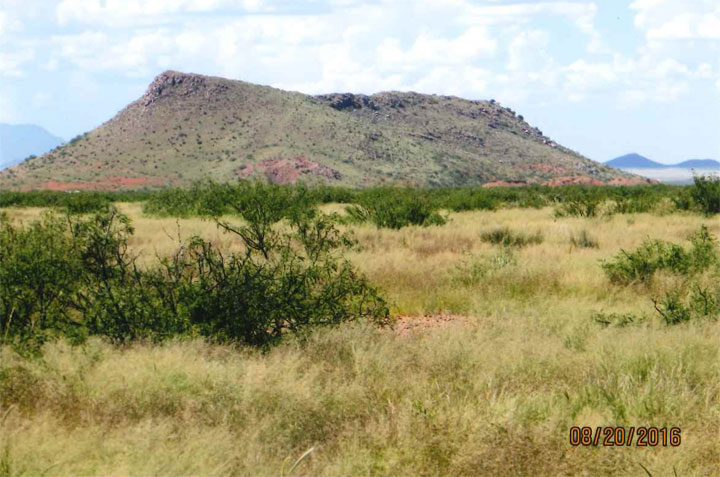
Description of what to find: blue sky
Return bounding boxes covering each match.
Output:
[0,0,717,164]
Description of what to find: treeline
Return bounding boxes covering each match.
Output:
[141,177,720,227]
[0,183,389,351]
[0,190,151,213]
[1,176,719,227]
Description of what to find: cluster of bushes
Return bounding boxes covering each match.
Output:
[0,185,389,351]
[345,189,447,228]
[652,285,720,325]
[480,227,543,247]
[601,225,718,284]
[553,175,720,218]
[451,249,517,286]
[689,175,720,215]
[599,225,719,326]
[3,176,719,230]
[143,181,350,217]
[0,190,151,213]
[570,230,599,249]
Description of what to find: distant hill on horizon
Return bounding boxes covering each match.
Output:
[675,159,720,169]
[0,124,64,169]
[0,71,646,191]
[606,153,720,170]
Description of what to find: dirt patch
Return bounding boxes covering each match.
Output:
[608,177,657,186]
[392,313,467,337]
[483,180,529,188]
[544,176,605,187]
[238,156,341,184]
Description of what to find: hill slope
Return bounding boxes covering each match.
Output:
[0,124,64,169]
[0,71,642,190]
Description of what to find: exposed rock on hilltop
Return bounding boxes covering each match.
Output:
[0,71,644,190]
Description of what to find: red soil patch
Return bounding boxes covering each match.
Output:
[483,180,528,188]
[238,157,341,184]
[545,176,605,187]
[392,313,467,337]
[608,177,658,186]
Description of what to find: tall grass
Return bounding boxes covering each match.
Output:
[1,201,718,475]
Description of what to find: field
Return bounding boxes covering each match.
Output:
[1,188,719,475]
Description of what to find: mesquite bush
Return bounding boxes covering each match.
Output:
[0,191,389,350]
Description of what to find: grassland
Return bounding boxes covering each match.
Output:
[1,202,718,475]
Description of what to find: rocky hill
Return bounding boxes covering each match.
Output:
[0,71,645,190]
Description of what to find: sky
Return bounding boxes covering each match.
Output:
[0,0,717,164]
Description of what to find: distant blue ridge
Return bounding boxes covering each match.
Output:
[0,123,65,169]
[606,153,720,169]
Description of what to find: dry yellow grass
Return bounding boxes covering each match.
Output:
[1,204,718,475]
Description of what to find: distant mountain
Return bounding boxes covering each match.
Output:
[674,159,720,169]
[606,154,720,170]
[0,71,645,190]
[0,124,64,169]
[606,153,666,169]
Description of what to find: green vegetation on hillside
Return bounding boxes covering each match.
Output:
[0,71,638,190]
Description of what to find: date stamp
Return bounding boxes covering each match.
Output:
[569,426,681,447]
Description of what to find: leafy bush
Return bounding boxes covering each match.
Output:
[602,225,719,284]
[0,190,149,211]
[570,230,599,249]
[346,190,446,229]
[553,197,601,218]
[181,189,389,345]
[481,227,543,247]
[609,196,654,215]
[451,249,517,286]
[591,312,645,327]
[652,285,720,325]
[690,175,720,215]
[0,198,389,350]
[0,213,83,348]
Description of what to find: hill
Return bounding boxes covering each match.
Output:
[0,71,643,190]
[675,159,720,169]
[607,154,720,170]
[0,124,64,169]
[605,153,666,169]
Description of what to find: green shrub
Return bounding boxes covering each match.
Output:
[180,214,388,346]
[553,197,602,218]
[601,226,719,285]
[591,312,645,327]
[609,196,654,215]
[570,230,599,249]
[0,200,389,350]
[0,213,83,348]
[346,190,446,229]
[481,227,543,247]
[451,249,517,286]
[690,175,720,215]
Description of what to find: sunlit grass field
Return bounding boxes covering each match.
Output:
[1,203,718,475]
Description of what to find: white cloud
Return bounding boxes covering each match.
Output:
[631,0,720,40]
[0,48,34,76]
[56,0,265,26]
[377,27,496,71]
